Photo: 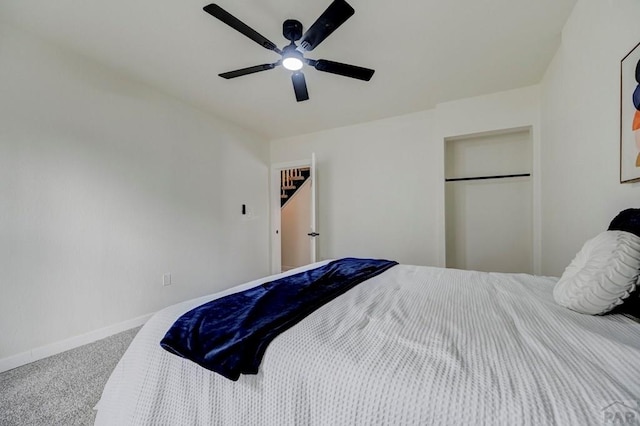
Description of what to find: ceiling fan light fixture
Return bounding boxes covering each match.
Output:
[282,56,304,71]
[282,43,304,71]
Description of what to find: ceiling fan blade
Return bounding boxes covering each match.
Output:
[291,72,309,102]
[219,63,279,79]
[312,59,375,81]
[299,0,354,51]
[203,4,282,54]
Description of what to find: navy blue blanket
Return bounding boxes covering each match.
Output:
[160,258,397,381]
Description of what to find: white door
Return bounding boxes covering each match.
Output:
[270,154,318,274]
[309,153,318,263]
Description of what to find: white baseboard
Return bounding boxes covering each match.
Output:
[0,313,153,374]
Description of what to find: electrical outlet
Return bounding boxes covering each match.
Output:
[163,273,172,286]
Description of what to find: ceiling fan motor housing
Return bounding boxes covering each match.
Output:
[283,19,303,42]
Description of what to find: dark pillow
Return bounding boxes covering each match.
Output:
[608,208,640,238]
[608,209,640,317]
[610,288,640,318]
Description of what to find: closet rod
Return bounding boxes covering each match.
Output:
[445,173,531,182]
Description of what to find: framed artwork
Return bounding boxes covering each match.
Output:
[620,41,640,183]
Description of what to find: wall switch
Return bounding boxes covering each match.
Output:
[163,273,172,286]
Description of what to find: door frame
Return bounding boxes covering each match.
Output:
[270,158,314,275]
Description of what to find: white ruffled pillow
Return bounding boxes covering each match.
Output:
[554,231,640,315]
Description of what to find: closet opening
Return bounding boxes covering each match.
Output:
[444,127,533,274]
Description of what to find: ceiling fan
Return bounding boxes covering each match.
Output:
[203,0,375,102]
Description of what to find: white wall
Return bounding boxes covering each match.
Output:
[271,111,438,266]
[271,86,541,269]
[281,179,311,270]
[540,0,640,276]
[0,25,270,363]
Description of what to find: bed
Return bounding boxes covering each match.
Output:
[94,253,640,425]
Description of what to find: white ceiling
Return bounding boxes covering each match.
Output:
[0,0,576,139]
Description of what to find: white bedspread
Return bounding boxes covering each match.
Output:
[95,263,640,425]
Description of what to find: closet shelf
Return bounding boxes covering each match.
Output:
[445,173,531,182]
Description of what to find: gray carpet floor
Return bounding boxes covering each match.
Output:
[0,327,140,426]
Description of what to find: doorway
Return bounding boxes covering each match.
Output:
[270,155,317,274]
[281,168,311,271]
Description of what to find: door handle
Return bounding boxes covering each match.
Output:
[307,232,320,237]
